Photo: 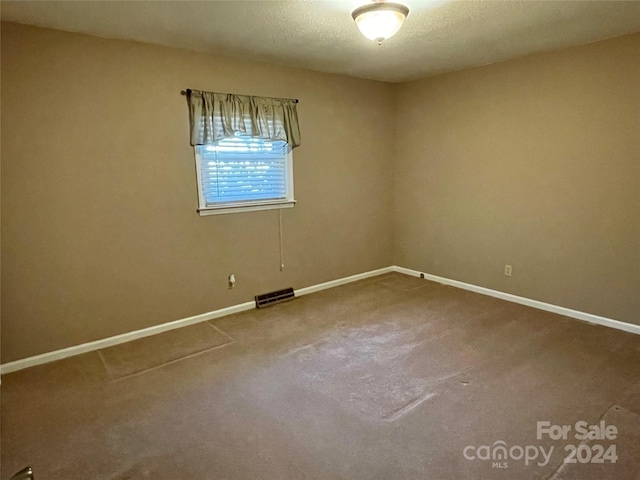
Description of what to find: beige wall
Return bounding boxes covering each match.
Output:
[0,23,396,362]
[2,23,638,364]
[395,33,640,324]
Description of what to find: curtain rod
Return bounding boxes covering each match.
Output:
[181,89,298,103]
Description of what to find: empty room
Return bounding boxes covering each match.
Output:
[1,1,639,479]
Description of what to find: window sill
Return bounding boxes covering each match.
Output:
[198,200,296,216]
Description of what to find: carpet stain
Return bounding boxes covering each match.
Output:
[382,392,436,421]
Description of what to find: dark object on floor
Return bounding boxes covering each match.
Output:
[10,467,34,480]
[2,273,639,479]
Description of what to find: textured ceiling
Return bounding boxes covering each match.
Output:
[2,1,639,83]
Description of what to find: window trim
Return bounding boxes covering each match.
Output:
[194,142,295,216]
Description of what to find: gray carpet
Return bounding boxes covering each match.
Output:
[99,322,233,379]
[2,272,639,479]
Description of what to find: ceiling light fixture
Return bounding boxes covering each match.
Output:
[352,1,410,45]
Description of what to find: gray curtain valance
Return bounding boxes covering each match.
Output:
[187,89,301,148]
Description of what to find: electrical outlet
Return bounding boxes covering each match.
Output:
[228,274,236,289]
[504,265,512,277]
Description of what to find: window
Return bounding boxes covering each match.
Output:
[194,134,295,215]
[185,89,300,215]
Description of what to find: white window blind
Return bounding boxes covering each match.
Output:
[195,135,294,214]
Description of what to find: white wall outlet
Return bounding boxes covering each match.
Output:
[228,274,236,289]
[504,265,512,277]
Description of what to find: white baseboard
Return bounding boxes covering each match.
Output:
[0,301,257,375]
[3,264,636,375]
[0,266,394,375]
[295,266,394,296]
[392,266,640,335]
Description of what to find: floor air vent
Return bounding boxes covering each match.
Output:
[255,287,295,309]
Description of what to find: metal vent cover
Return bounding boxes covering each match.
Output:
[255,287,295,309]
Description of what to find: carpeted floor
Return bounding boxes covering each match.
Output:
[1,272,639,479]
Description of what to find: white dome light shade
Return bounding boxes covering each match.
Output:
[352,2,409,43]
